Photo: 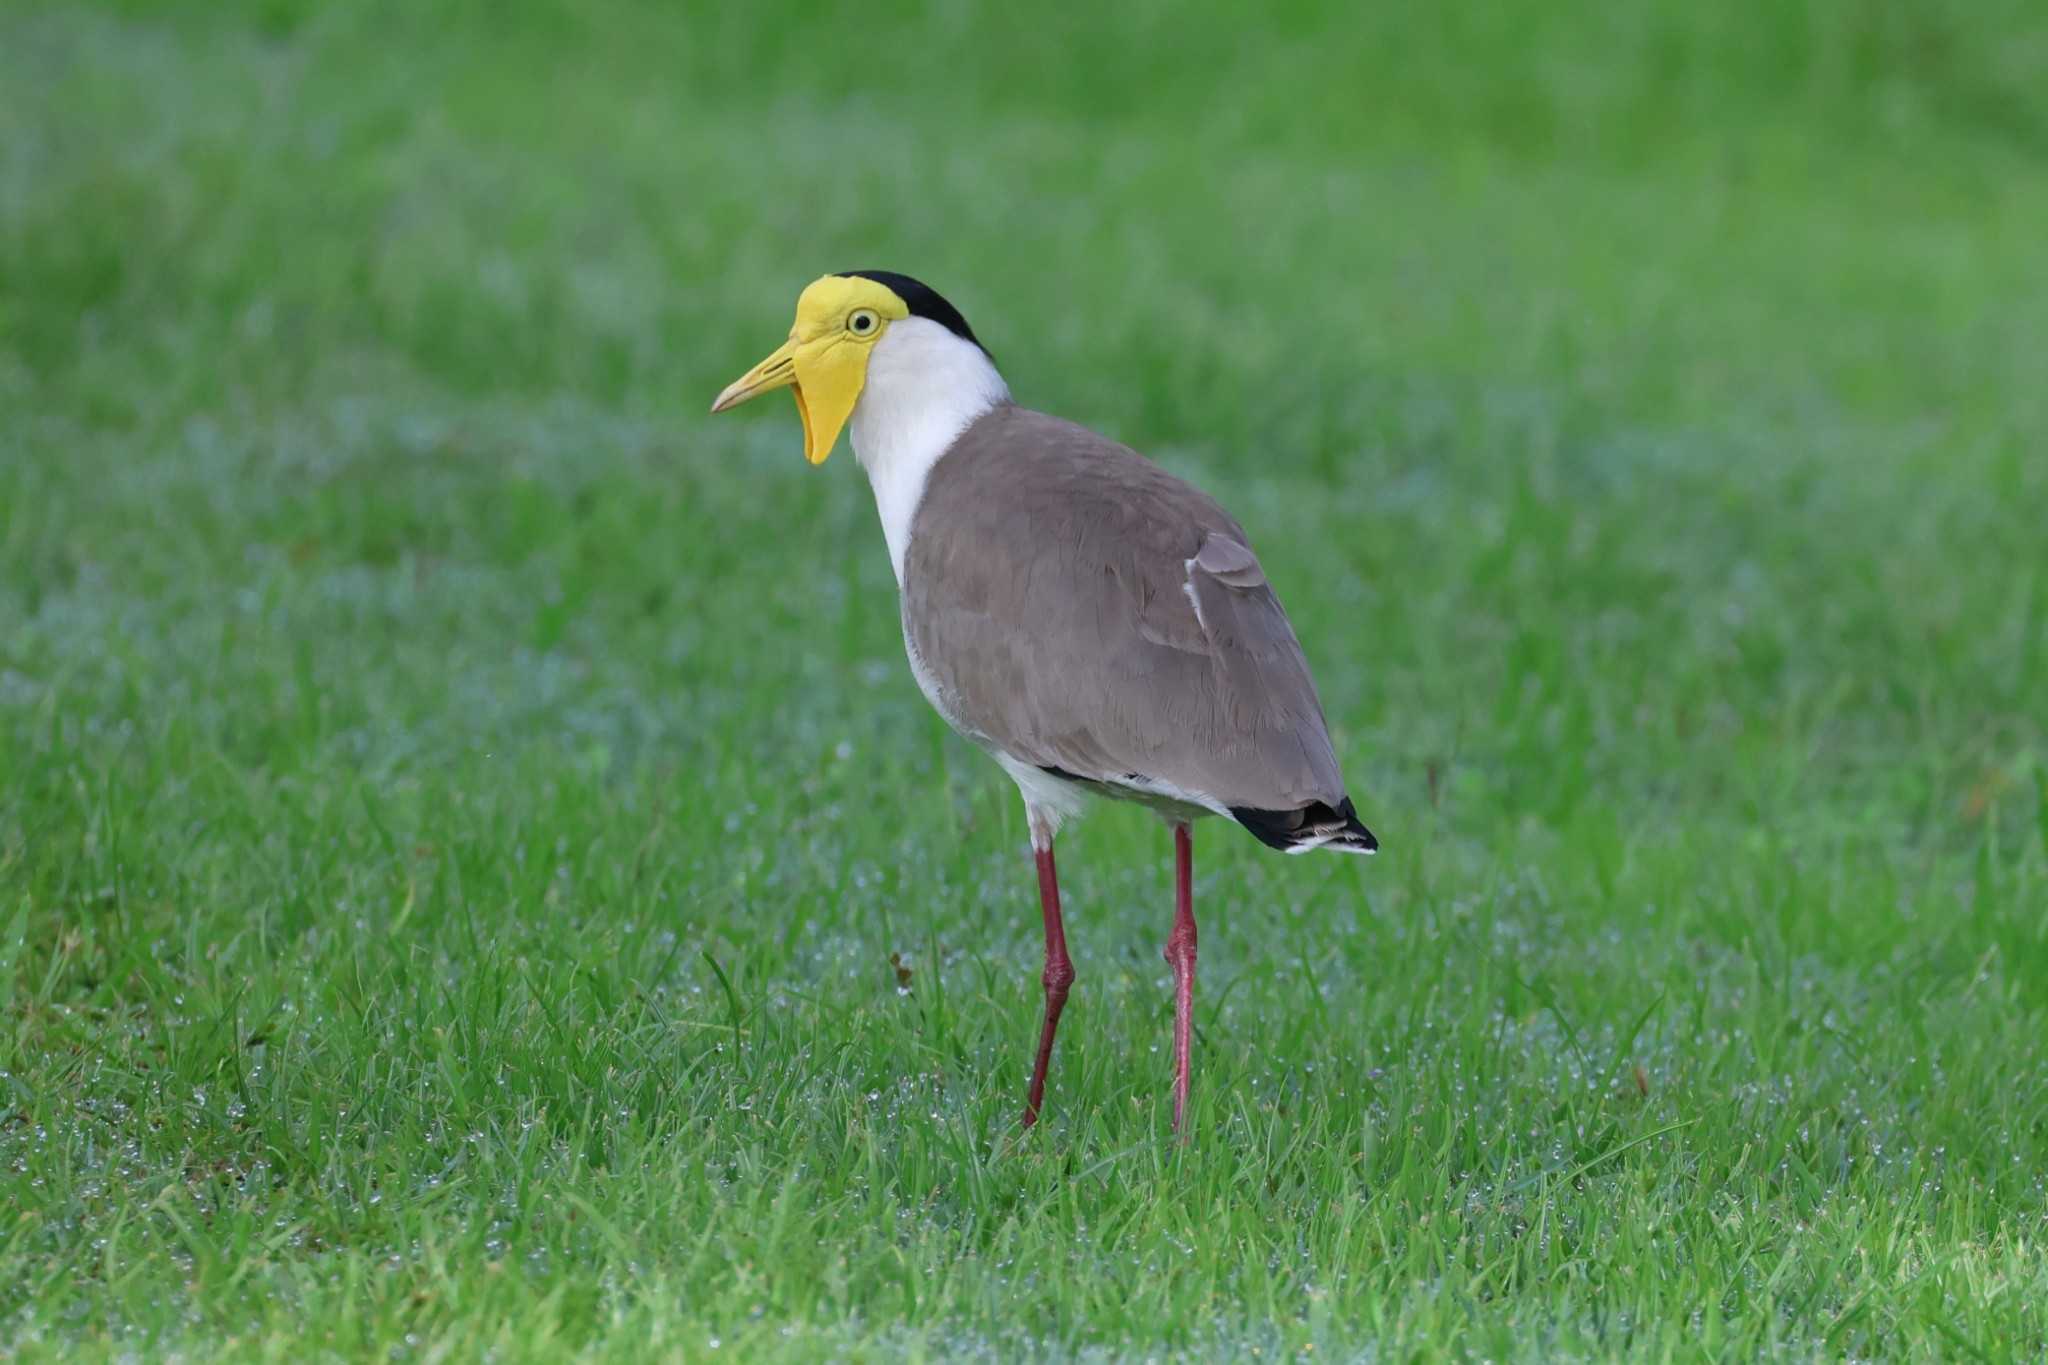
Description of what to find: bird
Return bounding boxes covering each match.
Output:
[711,271,1375,1137]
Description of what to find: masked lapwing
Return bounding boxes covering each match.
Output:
[712,271,1376,1137]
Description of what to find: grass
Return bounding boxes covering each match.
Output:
[5,0,2048,1358]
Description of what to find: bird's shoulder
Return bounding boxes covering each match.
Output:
[910,403,1251,589]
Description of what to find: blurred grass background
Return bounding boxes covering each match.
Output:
[4,0,2048,1359]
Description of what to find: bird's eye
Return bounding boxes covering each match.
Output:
[848,309,880,336]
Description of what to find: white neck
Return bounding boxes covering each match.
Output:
[848,318,1008,584]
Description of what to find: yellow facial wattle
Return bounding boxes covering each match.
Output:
[709,275,911,464]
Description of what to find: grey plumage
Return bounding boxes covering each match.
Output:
[901,404,1372,850]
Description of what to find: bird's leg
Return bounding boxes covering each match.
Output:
[1023,816,1074,1128]
[1164,821,1197,1139]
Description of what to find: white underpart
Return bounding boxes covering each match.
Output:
[997,751,1225,852]
[848,317,1009,585]
[992,753,1090,850]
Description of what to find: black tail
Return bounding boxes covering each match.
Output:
[1231,796,1378,856]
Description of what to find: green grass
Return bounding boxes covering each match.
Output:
[5,0,2048,1358]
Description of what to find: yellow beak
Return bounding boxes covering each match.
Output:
[710,338,799,415]
[710,334,862,465]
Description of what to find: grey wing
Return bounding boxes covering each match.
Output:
[902,408,1347,813]
[1177,532,1349,803]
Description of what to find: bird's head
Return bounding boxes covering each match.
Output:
[710,271,990,465]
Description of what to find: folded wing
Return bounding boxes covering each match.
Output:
[901,406,1352,819]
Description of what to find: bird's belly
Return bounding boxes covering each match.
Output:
[898,624,1092,824]
[898,618,1225,827]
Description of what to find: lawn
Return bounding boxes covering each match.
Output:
[4,0,2048,1359]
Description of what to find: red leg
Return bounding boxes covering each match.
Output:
[1164,822,1197,1138]
[1022,837,1075,1128]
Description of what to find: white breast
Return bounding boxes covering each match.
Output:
[847,317,1009,585]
